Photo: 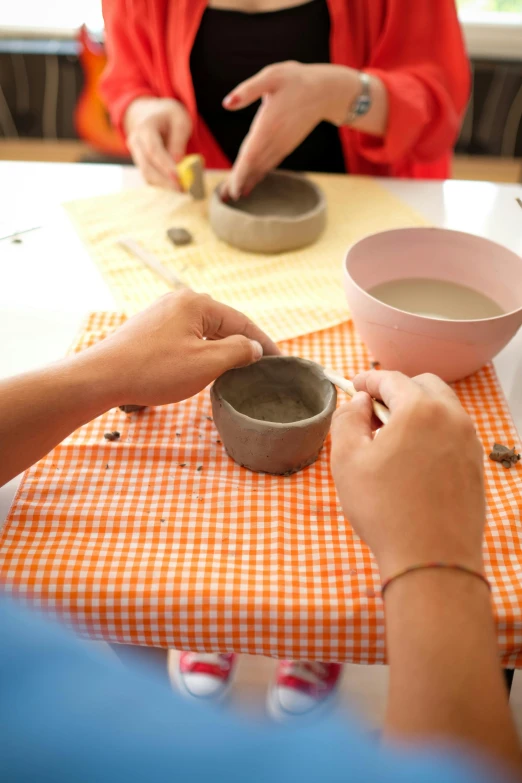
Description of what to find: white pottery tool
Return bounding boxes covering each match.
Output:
[118,237,186,289]
[322,368,391,425]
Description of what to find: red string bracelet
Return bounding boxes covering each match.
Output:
[381,562,491,598]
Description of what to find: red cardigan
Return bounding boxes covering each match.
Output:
[100,0,470,180]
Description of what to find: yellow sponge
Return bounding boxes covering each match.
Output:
[176,154,205,199]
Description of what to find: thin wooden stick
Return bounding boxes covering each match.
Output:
[0,225,42,242]
[323,368,391,425]
[118,237,186,289]
[516,197,522,210]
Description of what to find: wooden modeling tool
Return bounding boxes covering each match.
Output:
[118,237,186,289]
[322,368,391,425]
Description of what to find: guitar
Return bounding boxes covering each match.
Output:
[74,25,129,158]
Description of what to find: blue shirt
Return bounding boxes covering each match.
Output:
[0,597,496,783]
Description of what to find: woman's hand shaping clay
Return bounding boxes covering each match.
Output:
[124,97,192,189]
[222,62,358,200]
[330,370,486,582]
[87,290,280,408]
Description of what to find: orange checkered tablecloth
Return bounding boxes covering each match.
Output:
[1,312,521,665]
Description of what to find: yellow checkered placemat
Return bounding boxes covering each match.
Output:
[1,312,521,665]
[64,174,428,342]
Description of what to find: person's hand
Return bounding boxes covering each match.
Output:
[124,97,192,189]
[82,290,280,408]
[330,371,486,581]
[221,62,358,200]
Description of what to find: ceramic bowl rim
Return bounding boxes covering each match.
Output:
[343,227,522,324]
[212,356,337,430]
[214,171,326,226]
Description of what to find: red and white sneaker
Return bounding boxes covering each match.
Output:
[170,651,238,701]
[268,661,342,720]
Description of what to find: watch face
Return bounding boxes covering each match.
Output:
[356,95,372,117]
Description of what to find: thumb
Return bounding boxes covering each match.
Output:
[223,67,278,111]
[206,336,264,374]
[331,392,373,463]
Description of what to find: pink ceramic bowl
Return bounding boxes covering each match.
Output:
[343,228,522,382]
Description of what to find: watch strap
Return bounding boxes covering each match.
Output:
[343,72,372,126]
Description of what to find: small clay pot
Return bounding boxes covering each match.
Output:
[209,171,327,254]
[211,356,336,475]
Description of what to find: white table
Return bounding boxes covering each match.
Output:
[1,161,522,526]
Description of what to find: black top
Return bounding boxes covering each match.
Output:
[190,0,346,174]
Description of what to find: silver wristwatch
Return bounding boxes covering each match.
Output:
[344,72,372,126]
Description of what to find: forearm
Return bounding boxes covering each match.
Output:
[320,65,388,137]
[384,568,520,773]
[0,349,118,487]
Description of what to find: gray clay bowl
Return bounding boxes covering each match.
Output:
[210,356,337,475]
[209,171,327,254]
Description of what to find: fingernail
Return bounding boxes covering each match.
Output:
[352,372,368,388]
[223,94,239,108]
[250,340,263,361]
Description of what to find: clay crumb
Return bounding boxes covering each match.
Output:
[175,432,181,437]
[206,416,213,421]
[216,439,221,444]
[167,227,192,246]
[160,518,166,524]
[119,404,146,414]
[489,443,520,469]
[105,463,109,470]
[11,237,22,244]
[196,465,203,471]
[370,361,381,369]
[179,463,186,468]
[104,431,120,442]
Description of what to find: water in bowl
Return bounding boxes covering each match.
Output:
[368,278,504,320]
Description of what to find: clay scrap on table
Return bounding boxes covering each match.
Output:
[167,227,192,246]
[119,404,146,413]
[104,431,120,441]
[489,443,521,469]
[176,154,205,200]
